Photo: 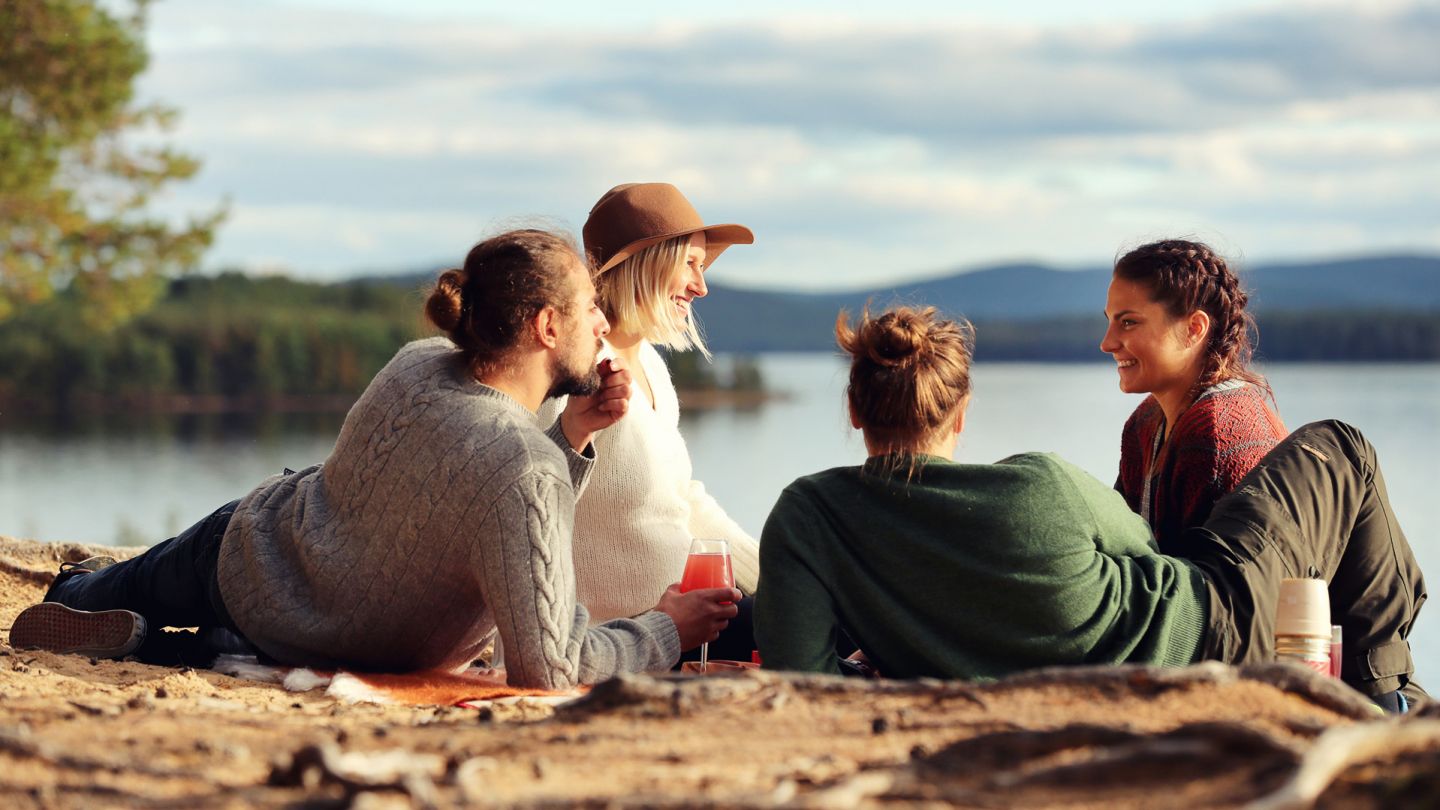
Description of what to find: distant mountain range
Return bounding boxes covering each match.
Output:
[364,254,1440,358]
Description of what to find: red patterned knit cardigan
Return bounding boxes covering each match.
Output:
[1116,382,1286,554]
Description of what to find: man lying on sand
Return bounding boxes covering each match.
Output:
[9,228,739,689]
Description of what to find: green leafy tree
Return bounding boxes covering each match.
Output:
[0,0,223,329]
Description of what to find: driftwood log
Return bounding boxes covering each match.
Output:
[2,535,1434,808]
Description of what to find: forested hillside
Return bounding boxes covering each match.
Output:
[0,273,427,412]
[0,272,761,414]
[3,255,1436,414]
[693,255,1440,357]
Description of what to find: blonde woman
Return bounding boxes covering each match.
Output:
[539,183,759,661]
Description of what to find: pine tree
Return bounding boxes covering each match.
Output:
[0,0,223,329]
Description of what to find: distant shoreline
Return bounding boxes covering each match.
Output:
[0,388,786,417]
[676,388,786,410]
[0,392,361,417]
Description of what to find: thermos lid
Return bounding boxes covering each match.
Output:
[1275,578,1331,638]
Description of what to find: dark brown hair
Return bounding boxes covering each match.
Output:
[1113,239,1269,398]
[425,229,582,379]
[836,305,975,473]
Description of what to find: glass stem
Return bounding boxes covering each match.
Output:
[700,641,709,673]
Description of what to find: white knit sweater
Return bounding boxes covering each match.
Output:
[539,340,761,623]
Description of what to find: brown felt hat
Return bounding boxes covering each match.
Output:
[583,182,754,275]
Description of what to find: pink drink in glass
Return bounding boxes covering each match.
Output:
[680,552,734,594]
[681,539,732,672]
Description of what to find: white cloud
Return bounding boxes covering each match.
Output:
[132,0,1440,288]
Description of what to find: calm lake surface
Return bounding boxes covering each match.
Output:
[3,356,1438,673]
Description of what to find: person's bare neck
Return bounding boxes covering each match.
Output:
[1154,355,1210,442]
[1153,390,1192,443]
[606,327,643,361]
[863,432,958,461]
[1154,366,1208,441]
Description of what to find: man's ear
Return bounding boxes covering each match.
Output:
[533,305,561,349]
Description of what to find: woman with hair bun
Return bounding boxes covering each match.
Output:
[755,305,1423,711]
[539,182,760,662]
[1101,239,1286,553]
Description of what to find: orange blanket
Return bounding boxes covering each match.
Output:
[212,656,585,707]
[328,667,585,708]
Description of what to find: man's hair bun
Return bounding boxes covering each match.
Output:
[425,269,466,333]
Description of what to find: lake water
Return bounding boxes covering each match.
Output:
[3,356,1438,675]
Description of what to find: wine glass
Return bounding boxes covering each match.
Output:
[680,538,733,673]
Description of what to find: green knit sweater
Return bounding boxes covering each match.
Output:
[754,452,1209,680]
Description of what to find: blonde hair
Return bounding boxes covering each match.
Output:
[837,305,975,476]
[598,235,709,358]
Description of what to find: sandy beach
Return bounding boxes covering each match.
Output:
[2,534,1438,808]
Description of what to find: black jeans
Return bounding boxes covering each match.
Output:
[1185,420,1427,697]
[47,500,253,666]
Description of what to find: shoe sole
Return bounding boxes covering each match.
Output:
[9,602,146,659]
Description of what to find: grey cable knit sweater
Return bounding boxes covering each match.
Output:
[216,337,681,688]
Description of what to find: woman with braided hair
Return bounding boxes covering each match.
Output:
[1100,239,1287,556]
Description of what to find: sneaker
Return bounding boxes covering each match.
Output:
[9,602,147,659]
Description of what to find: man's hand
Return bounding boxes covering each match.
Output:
[654,584,741,651]
[560,357,631,451]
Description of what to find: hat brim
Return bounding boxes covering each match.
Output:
[595,223,754,275]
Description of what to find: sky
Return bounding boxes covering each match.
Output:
[129,0,1440,290]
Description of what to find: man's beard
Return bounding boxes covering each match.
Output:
[547,339,603,399]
